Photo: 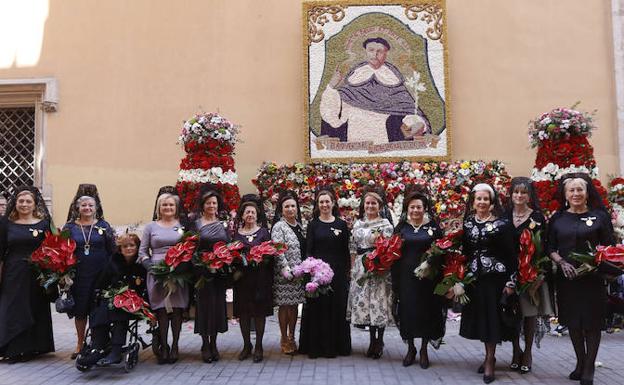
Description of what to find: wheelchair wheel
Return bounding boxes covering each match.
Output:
[75,354,91,372]
[124,343,140,373]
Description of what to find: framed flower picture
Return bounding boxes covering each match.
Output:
[304,0,451,162]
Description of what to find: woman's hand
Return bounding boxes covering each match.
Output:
[560,260,577,279]
[503,286,515,296]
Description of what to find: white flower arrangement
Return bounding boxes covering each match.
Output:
[530,163,599,182]
[177,167,238,185]
[178,112,239,145]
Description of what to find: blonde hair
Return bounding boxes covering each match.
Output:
[8,190,44,221]
[116,233,140,248]
[155,193,180,220]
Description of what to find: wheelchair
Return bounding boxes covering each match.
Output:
[76,318,156,373]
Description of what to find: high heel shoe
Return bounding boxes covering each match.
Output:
[402,347,416,367]
[238,344,253,361]
[252,347,264,363]
[569,369,582,380]
[483,374,495,384]
[372,341,384,359]
[579,380,593,385]
[287,336,297,355]
[419,353,430,369]
[280,336,292,354]
[169,344,179,364]
[157,344,170,365]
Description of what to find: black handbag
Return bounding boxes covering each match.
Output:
[55,291,75,317]
[499,291,521,329]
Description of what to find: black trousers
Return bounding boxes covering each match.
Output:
[91,320,129,349]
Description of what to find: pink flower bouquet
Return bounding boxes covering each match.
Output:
[292,257,334,298]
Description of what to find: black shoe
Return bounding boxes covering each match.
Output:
[238,344,252,361]
[478,358,495,374]
[520,365,531,374]
[402,347,416,367]
[419,354,430,369]
[579,380,593,385]
[483,374,495,384]
[252,348,264,363]
[569,370,582,381]
[157,344,169,365]
[169,345,179,364]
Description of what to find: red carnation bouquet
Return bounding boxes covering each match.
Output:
[151,233,198,299]
[29,226,78,291]
[414,229,462,279]
[193,240,244,288]
[569,243,624,277]
[102,286,156,322]
[433,253,475,304]
[244,241,287,266]
[516,229,550,304]
[360,234,402,282]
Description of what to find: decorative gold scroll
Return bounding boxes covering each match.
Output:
[403,3,444,40]
[308,6,346,44]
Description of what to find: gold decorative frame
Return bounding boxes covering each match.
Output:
[303,0,451,163]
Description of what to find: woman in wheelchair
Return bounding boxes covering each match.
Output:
[79,233,147,367]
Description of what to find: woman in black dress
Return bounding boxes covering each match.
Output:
[505,177,552,374]
[391,188,444,368]
[192,189,229,363]
[233,194,273,363]
[80,233,147,367]
[0,187,54,362]
[459,183,517,384]
[299,187,351,358]
[547,173,614,385]
[64,185,116,359]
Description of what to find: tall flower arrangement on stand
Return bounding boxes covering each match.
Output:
[253,160,511,230]
[529,106,609,216]
[608,177,624,241]
[176,112,241,213]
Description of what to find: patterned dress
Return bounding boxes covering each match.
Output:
[347,217,394,327]
[459,216,518,343]
[271,220,305,306]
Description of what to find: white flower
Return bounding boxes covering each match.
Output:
[540,117,552,125]
[452,282,465,297]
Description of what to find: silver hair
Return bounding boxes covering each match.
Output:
[472,183,495,199]
[563,177,588,190]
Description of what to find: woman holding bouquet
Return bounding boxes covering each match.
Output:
[65,186,116,359]
[547,173,614,385]
[232,194,273,362]
[0,187,54,362]
[505,177,553,374]
[139,193,189,364]
[271,190,305,355]
[299,187,351,358]
[347,187,394,359]
[459,183,517,384]
[192,189,230,363]
[82,233,147,367]
[391,188,444,368]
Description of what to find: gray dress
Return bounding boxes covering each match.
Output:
[139,221,189,311]
[272,220,305,306]
[347,217,394,327]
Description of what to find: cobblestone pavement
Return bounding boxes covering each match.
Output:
[1,309,623,385]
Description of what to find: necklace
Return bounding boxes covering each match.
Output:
[80,222,95,256]
[474,214,493,224]
[408,219,424,233]
[512,209,531,219]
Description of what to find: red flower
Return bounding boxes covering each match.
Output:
[112,289,156,321]
[595,245,624,266]
[30,231,77,273]
[248,241,287,264]
[164,235,198,269]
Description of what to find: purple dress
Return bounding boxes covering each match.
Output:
[233,227,274,318]
[139,222,189,311]
[193,220,229,336]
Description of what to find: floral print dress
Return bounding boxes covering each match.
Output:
[347,217,394,327]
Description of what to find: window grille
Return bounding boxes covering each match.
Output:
[0,107,36,193]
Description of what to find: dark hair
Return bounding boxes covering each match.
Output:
[6,186,50,222]
[394,186,437,234]
[506,177,541,211]
[312,187,340,219]
[464,182,504,218]
[272,190,301,225]
[197,188,227,221]
[67,184,104,221]
[556,173,606,211]
[235,194,269,229]
[363,37,391,51]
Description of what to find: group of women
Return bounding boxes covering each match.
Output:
[0,172,615,385]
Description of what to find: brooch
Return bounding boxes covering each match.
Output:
[135,277,143,286]
[29,228,40,237]
[528,218,539,230]
[581,216,596,227]
[95,225,107,235]
[485,223,494,232]
[427,227,434,236]
[331,227,342,236]
[246,233,257,243]
[174,226,185,235]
